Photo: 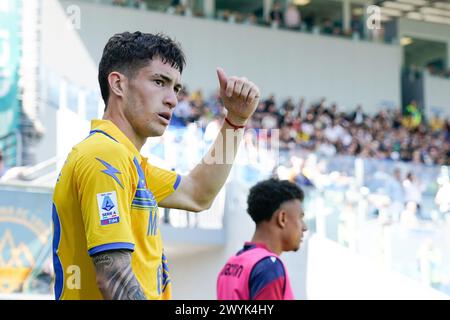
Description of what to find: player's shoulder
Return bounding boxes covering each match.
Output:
[252,256,285,277]
[248,256,286,299]
[73,132,133,166]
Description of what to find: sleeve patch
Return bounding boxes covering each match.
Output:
[97,191,120,225]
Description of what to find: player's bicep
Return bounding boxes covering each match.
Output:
[158,174,204,212]
[145,164,204,212]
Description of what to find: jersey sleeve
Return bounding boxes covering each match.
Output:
[145,164,181,203]
[249,256,286,300]
[75,147,136,256]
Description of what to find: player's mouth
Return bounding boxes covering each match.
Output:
[157,112,171,125]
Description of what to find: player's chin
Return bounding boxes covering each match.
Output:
[289,241,301,252]
[147,124,167,137]
[294,239,303,251]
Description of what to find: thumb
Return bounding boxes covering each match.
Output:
[216,67,228,91]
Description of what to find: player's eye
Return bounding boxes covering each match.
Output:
[154,79,164,86]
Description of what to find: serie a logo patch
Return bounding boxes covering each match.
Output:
[97,191,120,225]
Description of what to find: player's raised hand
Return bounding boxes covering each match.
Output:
[216,67,260,126]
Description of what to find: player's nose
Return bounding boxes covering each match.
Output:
[164,90,178,109]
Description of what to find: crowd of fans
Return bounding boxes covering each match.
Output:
[425,65,450,79]
[171,89,450,166]
[406,64,450,80]
[110,0,450,80]
[110,0,369,41]
[112,0,147,9]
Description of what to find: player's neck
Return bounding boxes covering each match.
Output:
[251,228,282,256]
[103,106,146,151]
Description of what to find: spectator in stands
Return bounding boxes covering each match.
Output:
[332,20,343,36]
[316,137,337,157]
[284,3,301,30]
[387,168,404,222]
[133,0,147,10]
[261,102,280,130]
[281,97,295,114]
[403,100,422,129]
[303,13,315,32]
[403,172,424,220]
[172,89,191,126]
[112,0,126,7]
[324,118,345,144]
[244,13,258,25]
[348,104,367,125]
[412,149,423,165]
[269,1,284,28]
[430,114,445,133]
[291,157,314,188]
[279,125,296,151]
[167,0,186,15]
[350,15,363,38]
[392,109,403,129]
[322,18,333,34]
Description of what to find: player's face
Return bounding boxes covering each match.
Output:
[124,57,182,138]
[282,199,307,252]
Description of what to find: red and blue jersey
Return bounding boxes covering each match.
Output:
[217,242,295,300]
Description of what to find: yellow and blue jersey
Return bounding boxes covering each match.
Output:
[52,119,180,300]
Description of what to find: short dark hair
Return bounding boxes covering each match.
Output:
[247,178,304,224]
[98,31,186,107]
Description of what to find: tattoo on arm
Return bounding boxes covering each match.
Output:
[92,250,146,300]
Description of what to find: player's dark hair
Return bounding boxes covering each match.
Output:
[247,178,304,224]
[98,31,185,108]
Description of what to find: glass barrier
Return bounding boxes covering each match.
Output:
[145,126,450,295]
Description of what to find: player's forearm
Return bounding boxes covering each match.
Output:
[188,121,244,208]
[176,69,259,211]
[92,250,146,300]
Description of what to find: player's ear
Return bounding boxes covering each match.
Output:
[108,71,127,99]
[275,209,287,229]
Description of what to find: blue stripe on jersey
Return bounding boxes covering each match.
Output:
[135,189,155,200]
[132,198,156,207]
[88,130,118,142]
[88,242,135,256]
[173,174,181,190]
[162,279,171,293]
[236,243,257,256]
[162,253,170,292]
[133,157,146,182]
[132,156,158,206]
[249,256,285,300]
[52,203,64,300]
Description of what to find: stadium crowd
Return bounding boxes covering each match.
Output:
[111,0,368,41]
[171,89,450,166]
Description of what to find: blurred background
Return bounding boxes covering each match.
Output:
[0,0,449,299]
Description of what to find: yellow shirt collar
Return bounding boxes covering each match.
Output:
[90,119,143,162]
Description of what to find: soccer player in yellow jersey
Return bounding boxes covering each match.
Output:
[52,31,260,300]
